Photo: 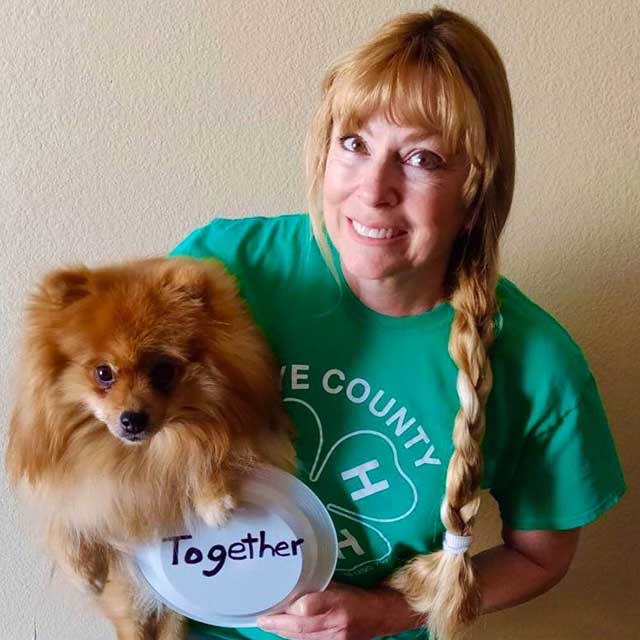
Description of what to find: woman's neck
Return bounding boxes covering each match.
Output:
[342,263,447,317]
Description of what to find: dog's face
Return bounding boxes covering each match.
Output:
[50,260,212,445]
[24,258,239,447]
[82,347,185,445]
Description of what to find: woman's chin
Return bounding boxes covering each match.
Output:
[340,255,403,284]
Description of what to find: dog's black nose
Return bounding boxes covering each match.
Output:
[119,411,149,434]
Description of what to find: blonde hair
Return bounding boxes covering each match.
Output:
[304,7,515,640]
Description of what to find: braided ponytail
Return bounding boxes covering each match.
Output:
[387,268,500,639]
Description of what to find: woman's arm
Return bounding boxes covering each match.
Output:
[378,526,582,634]
[257,527,582,640]
[475,525,581,614]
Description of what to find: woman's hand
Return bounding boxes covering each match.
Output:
[256,581,423,640]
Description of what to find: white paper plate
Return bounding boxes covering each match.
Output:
[134,465,337,627]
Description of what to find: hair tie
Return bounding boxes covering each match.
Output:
[442,531,473,554]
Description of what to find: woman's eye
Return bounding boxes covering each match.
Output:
[339,135,366,153]
[94,364,115,387]
[406,150,442,170]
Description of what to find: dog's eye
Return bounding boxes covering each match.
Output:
[95,364,115,387]
[150,361,176,392]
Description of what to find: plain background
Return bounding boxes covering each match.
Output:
[1,1,638,638]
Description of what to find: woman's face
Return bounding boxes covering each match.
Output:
[322,111,469,296]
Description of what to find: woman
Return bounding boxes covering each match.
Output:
[172,7,626,640]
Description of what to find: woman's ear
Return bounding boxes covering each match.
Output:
[461,204,481,236]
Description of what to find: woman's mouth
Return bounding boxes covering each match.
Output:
[349,218,407,241]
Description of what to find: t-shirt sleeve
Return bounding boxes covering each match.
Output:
[168,226,206,257]
[167,218,261,305]
[168,219,239,273]
[490,371,627,531]
[166,216,301,349]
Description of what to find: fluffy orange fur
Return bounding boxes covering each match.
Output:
[6,257,296,640]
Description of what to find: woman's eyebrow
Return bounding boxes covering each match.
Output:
[357,124,442,145]
[402,130,442,144]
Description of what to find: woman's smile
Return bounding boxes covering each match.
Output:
[348,217,408,242]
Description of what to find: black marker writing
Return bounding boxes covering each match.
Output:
[162,535,193,566]
[162,530,306,578]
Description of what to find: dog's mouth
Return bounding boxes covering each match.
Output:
[118,430,152,444]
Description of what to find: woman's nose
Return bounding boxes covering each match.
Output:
[357,157,400,208]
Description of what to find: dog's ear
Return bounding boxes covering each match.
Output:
[5,362,72,485]
[6,267,93,484]
[38,266,93,308]
[157,258,212,305]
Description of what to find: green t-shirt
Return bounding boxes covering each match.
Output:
[169,213,626,640]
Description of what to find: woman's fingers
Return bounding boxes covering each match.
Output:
[285,591,335,616]
[257,611,330,636]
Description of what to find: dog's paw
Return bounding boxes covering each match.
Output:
[195,494,236,528]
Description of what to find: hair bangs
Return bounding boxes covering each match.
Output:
[328,43,479,159]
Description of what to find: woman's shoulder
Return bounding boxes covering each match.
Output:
[168,213,316,316]
[168,212,311,262]
[495,275,586,358]
[493,275,594,404]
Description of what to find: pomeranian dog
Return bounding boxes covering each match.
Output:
[5,256,296,639]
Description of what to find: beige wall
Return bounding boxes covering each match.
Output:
[1,1,637,638]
